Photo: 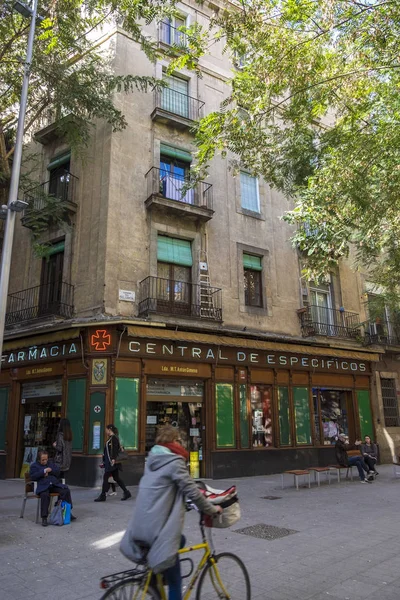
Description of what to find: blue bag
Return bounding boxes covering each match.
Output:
[61,501,71,525]
[48,502,63,526]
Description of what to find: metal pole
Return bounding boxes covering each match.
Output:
[0,0,38,366]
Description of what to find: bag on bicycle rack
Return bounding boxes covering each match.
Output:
[197,482,241,529]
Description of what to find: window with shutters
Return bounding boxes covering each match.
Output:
[381,378,400,427]
[243,253,262,307]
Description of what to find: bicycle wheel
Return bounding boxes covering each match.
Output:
[101,578,161,600]
[196,552,251,600]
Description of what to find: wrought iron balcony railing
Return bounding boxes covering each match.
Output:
[298,305,361,339]
[138,276,222,321]
[145,167,213,211]
[158,21,187,47]
[6,282,74,326]
[24,169,78,210]
[154,87,204,121]
[362,320,400,346]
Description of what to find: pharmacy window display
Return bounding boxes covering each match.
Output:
[251,385,273,447]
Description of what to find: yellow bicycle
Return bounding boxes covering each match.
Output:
[100,506,251,600]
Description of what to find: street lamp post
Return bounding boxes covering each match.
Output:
[0,0,39,365]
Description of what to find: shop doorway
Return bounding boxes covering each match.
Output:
[17,379,62,478]
[145,378,205,478]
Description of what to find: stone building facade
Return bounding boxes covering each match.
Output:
[1,0,399,485]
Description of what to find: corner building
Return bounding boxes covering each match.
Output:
[0,0,397,486]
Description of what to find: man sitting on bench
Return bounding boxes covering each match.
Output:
[30,449,76,527]
[335,434,373,484]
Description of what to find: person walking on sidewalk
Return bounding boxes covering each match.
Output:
[94,425,131,502]
[53,418,72,480]
[360,435,379,476]
[335,434,372,483]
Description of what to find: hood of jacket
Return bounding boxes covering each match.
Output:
[147,448,184,472]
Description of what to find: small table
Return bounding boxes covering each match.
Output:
[308,467,331,487]
[281,470,311,491]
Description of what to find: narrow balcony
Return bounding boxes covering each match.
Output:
[298,305,360,339]
[151,88,204,129]
[145,167,214,221]
[22,169,78,229]
[158,21,187,49]
[138,276,222,321]
[363,320,400,346]
[6,282,74,326]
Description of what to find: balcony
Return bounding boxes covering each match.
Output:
[6,282,74,326]
[158,22,187,49]
[151,88,204,129]
[298,305,361,339]
[145,167,214,221]
[22,169,78,229]
[138,276,222,321]
[363,320,400,346]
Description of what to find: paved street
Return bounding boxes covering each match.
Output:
[1,465,400,600]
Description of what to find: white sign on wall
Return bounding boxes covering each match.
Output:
[21,379,62,398]
[119,289,135,302]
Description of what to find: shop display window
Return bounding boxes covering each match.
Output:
[215,383,235,448]
[67,378,86,452]
[278,387,291,446]
[313,388,349,445]
[293,387,312,445]
[239,384,250,448]
[251,385,273,447]
[115,377,139,450]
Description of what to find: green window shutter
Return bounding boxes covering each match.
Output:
[114,378,139,450]
[47,152,71,171]
[293,387,312,444]
[47,241,65,256]
[0,388,9,451]
[157,236,193,266]
[357,390,374,439]
[278,387,291,446]
[239,384,250,448]
[160,143,192,163]
[243,253,262,271]
[215,383,235,448]
[67,379,86,451]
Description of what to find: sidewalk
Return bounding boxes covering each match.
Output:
[1,465,400,600]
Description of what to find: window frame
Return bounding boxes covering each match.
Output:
[240,171,260,214]
[244,267,263,308]
[381,378,400,427]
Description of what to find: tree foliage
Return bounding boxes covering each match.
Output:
[188,0,400,297]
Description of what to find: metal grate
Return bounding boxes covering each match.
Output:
[234,524,298,540]
[381,378,400,427]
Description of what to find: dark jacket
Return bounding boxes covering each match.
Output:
[54,431,72,472]
[30,460,62,494]
[360,443,377,459]
[104,435,121,472]
[335,440,349,467]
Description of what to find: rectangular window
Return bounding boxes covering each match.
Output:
[157,236,192,266]
[162,74,189,118]
[160,15,187,46]
[293,387,312,444]
[381,378,400,427]
[67,379,86,452]
[243,254,262,307]
[278,387,291,446]
[240,172,259,213]
[0,387,9,451]
[215,384,235,448]
[251,385,273,447]
[239,384,250,448]
[357,390,374,438]
[114,378,139,450]
[320,389,348,444]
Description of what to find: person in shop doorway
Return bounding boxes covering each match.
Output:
[360,435,379,476]
[335,434,373,484]
[30,450,76,527]
[94,424,131,502]
[120,425,221,600]
[53,418,73,480]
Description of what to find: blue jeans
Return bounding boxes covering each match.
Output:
[163,536,186,600]
[348,456,368,480]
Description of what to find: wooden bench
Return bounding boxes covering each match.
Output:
[281,470,311,490]
[328,450,363,482]
[20,472,63,524]
[308,466,331,487]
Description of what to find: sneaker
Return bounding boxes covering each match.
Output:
[94,494,106,502]
[42,518,48,527]
[374,471,379,476]
[121,491,132,501]
[368,470,375,474]
[360,479,368,484]
[107,491,117,496]
[366,476,373,482]
[70,514,77,521]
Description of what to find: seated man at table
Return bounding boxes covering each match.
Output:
[335,434,372,484]
[30,449,76,527]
